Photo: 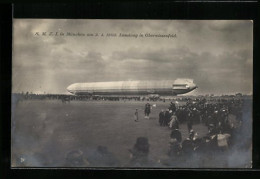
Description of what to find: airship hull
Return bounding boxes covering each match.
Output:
[67,79,197,96]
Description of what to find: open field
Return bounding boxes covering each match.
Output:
[11,100,210,167]
[11,98,252,168]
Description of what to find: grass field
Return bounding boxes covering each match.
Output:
[12,99,251,168]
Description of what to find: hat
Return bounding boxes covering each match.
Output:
[132,137,150,154]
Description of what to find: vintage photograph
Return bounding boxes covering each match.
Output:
[12,19,253,168]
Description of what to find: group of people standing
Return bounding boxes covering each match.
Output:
[159,98,244,135]
[159,102,179,130]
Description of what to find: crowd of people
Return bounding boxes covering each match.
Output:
[159,98,244,133]
[14,93,158,102]
[13,92,249,104]
[154,98,250,167]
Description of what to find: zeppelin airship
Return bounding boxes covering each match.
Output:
[66,78,197,96]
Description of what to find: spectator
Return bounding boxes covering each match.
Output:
[170,129,182,143]
[126,137,157,167]
[144,103,151,119]
[134,108,139,122]
[169,112,179,130]
[159,109,164,126]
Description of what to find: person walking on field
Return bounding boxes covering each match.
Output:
[144,103,151,119]
[134,108,139,122]
[159,109,164,126]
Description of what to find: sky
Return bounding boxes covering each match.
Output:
[12,19,253,95]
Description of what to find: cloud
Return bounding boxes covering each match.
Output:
[63,47,73,53]
[52,37,66,45]
[111,47,192,62]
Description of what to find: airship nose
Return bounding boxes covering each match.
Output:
[67,84,73,93]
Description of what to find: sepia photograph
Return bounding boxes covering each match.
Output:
[11,19,253,168]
